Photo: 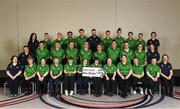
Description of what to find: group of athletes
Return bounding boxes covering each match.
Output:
[6,28,175,98]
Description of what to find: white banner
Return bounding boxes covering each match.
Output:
[82,67,106,77]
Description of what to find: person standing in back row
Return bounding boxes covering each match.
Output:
[86,29,102,53]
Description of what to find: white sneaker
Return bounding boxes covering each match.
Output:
[69,90,74,96]
[140,90,144,95]
[65,90,68,96]
[133,91,137,95]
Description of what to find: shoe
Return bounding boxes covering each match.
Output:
[69,90,74,96]
[65,90,68,96]
[140,90,144,95]
[133,91,137,95]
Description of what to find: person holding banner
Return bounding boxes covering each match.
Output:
[103,58,116,96]
[64,57,76,96]
[77,59,89,95]
[91,58,102,97]
[117,55,132,98]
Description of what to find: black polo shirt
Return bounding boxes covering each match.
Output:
[159,62,172,76]
[18,52,35,67]
[7,64,22,76]
[146,51,160,64]
[86,35,101,52]
[147,39,160,51]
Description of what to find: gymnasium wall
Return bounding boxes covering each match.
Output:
[0,0,180,69]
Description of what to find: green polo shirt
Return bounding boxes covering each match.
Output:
[117,62,132,76]
[136,39,146,50]
[127,38,136,50]
[114,36,125,50]
[120,49,133,64]
[103,64,116,74]
[133,50,146,66]
[107,47,120,63]
[132,65,144,75]
[63,37,75,49]
[24,64,36,77]
[37,64,49,76]
[42,39,52,51]
[50,48,64,64]
[51,39,64,49]
[79,49,92,62]
[64,64,76,76]
[102,37,113,51]
[66,48,78,64]
[91,64,102,67]
[75,36,87,50]
[50,64,63,76]
[93,51,107,64]
[146,64,160,77]
[35,48,49,64]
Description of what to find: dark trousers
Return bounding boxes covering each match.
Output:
[132,76,147,91]
[161,77,175,95]
[77,74,88,93]
[64,76,75,91]
[25,77,35,93]
[93,77,102,95]
[106,74,115,94]
[147,77,160,93]
[49,77,61,94]
[7,77,20,94]
[36,76,48,94]
[118,76,131,96]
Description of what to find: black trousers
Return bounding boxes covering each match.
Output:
[93,77,102,95]
[64,76,75,91]
[106,74,116,94]
[118,76,131,95]
[132,76,147,91]
[25,77,35,92]
[160,77,175,95]
[7,77,20,94]
[49,76,61,94]
[77,74,88,93]
[36,76,48,93]
[147,77,160,93]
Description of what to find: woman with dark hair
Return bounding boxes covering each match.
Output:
[146,44,160,64]
[28,33,39,55]
[6,55,22,96]
[36,58,49,94]
[159,54,175,97]
[114,28,125,51]
[24,57,36,95]
[117,55,132,98]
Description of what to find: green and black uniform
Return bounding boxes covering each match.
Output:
[120,49,133,64]
[133,50,146,66]
[36,64,49,93]
[114,36,125,51]
[93,51,106,64]
[75,36,87,50]
[51,39,64,49]
[35,48,49,64]
[49,64,63,94]
[146,64,160,94]
[103,64,116,94]
[79,49,92,63]
[127,38,136,51]
[64,63,76,91]
[107,47,120,64]
[66,48,78,64]
[102,37,113,51]
[117,62,132,97]
[91,63,102,96]
[50,48,64,64]
[136,39,146,51]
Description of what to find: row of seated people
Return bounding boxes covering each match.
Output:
[6,54,174,98]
